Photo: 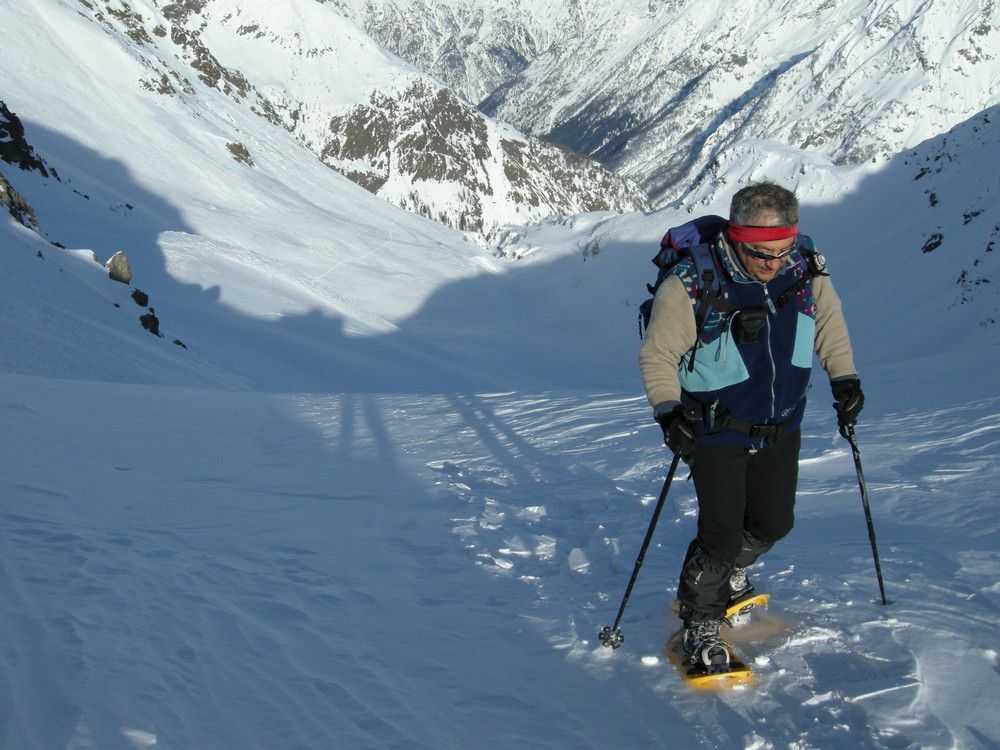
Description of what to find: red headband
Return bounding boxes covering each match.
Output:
[727,222,799,243]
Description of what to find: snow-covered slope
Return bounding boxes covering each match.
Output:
[34,0,647,240]
[0,76,502,391]
[0,0,629,393]
[338,0,1000,205]
[2,357,998,749]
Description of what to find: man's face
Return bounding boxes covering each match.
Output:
[735,237,797,281]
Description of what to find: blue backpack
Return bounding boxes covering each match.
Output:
[638,214,728,339]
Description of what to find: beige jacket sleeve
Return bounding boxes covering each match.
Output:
[638,269,858,418]
[812,273,858,380]
[638,274,695,417]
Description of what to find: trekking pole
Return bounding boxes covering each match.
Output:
[599,452,682,649]
[844,425,890,606]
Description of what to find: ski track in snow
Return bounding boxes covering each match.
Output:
[418,389,1000,750]
[2,375,999,748]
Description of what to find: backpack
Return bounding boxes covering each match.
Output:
[637,215,829,341]
[637,214,728,339]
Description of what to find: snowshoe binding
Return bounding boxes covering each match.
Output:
[666,619,753,688]
[683,620,731,672]
[724,569,769,628]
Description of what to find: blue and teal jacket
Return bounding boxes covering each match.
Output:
[674,235,821,449]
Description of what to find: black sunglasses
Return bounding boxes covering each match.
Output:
[741,238,798,262]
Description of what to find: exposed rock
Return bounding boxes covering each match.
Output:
[226,141,254,166]
[0,171,39,228]
[320,81,648,237]
[139,311,162,337]
[0,101,54,178]
[105,251,133,284]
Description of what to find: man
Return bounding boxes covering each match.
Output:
[638,181,864,668]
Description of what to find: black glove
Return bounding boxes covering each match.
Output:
[831,378,864,436]
[656,405,699,462]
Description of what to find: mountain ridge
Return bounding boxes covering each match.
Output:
[335,0,1000,205]
[47,0,648,240]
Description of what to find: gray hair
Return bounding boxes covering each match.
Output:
[729,181,799,226]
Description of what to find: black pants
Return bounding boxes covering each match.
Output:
[677,428,801,623]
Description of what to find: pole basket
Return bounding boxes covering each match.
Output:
[598,626,625,649]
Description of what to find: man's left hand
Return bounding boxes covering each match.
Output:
[831,378,864,436]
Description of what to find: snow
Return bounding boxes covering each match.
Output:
[3,367,998,748]
[2,1,1000,749]
[199,0,418,120]
[460,0,1000,203]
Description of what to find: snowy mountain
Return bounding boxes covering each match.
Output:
[335,0,1000,205]
[41,0,646,241]
[317,78,647,234]
[2,0,1000,749]
[322,0,591,103]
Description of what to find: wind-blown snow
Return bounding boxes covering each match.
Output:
[2,1,1000,749]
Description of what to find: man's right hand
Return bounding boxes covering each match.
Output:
[656,405,699,462]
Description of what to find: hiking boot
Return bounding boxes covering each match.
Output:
[725,567,762,627]
[728,567,754,606]
[682,620,730,668]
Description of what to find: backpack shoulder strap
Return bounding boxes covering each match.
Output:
[682,242,735,371]
[774,235,829,308]
[687,242,733,329]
